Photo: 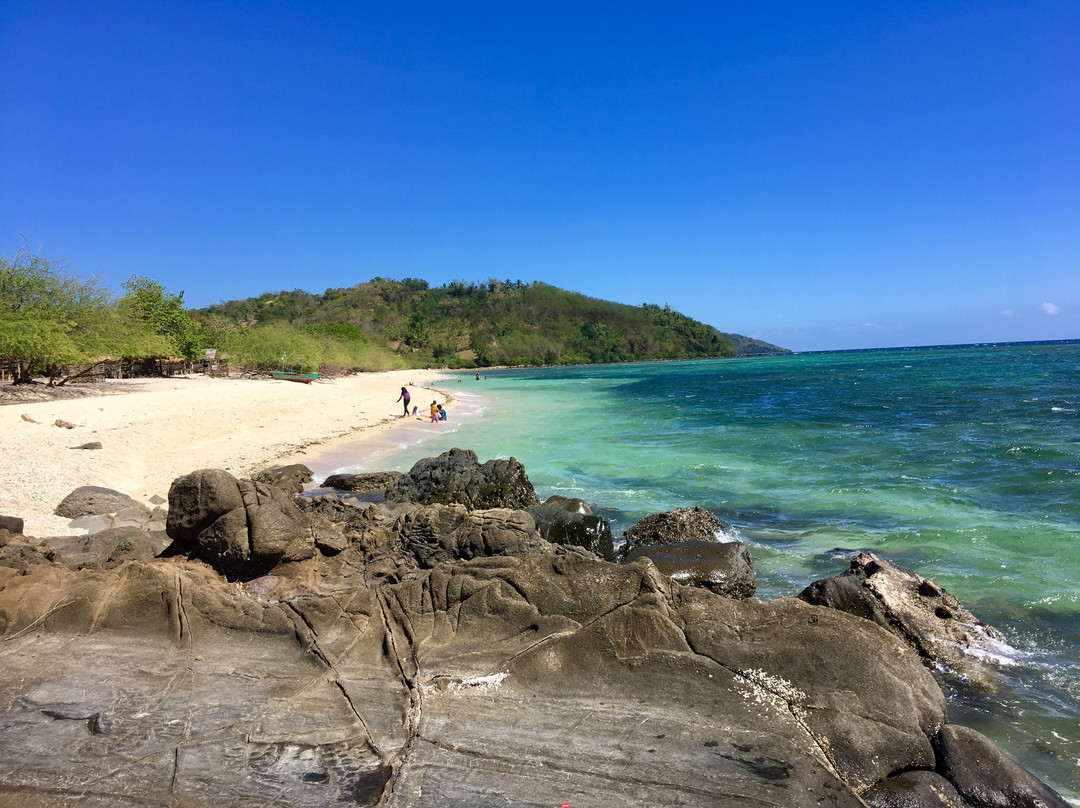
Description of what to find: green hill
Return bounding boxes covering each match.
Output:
[196,278,788,372]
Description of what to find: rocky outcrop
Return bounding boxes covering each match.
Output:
[54,485,141,519]
[252,463,314,494]
[620,505,725,556]
[383,448,540,510]
[0,456,1068,807]
[626,538,756,599]
[165,469,314,579]
[799,552,1005,688]
[0,552,981,807]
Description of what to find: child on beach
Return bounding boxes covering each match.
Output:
[437,404,447,421]
[429,401,439,422]
[396,387,410,417]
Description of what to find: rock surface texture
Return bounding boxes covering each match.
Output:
[0,454,1068,808]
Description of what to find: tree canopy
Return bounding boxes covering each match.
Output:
[199,278,787,369]
[0,249,194,384]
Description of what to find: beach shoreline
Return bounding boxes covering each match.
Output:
[0,371,455,538]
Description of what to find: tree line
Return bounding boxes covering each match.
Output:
[2,250,784,384]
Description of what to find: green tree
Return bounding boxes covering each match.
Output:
[118,275,204,359]
[0,249,170,385]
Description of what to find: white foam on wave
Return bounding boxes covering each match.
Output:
[954,624,1027,669]
[714,525,742,544]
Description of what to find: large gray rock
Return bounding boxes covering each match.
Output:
[626,538,756,599]
[0,552,1067,807]
[620,505,725,556]
[165,469,314,579]
[55,486,141,519]
[799,552,1005,688]
[383,448,539,511]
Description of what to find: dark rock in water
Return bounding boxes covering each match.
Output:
[541,494,593,515]
[55,486,140,519]
[396,504,556,567]
[626,539,756,599]
[322,471,402,494]
[799,552,1005,689]
[165,469,314,579]
[0,516,24,535]
[621,506,725,556]
[934,724,1070,808]
[384,448,540,511]
[252,463,314,495]
[526,503,613,560]
[862,769,968,807]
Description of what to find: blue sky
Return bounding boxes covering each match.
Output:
[2,1,1076,352]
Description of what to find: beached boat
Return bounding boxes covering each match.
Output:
[272,371,319,384]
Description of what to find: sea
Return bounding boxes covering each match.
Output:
[310,341,1080,800]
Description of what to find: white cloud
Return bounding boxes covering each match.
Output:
[1042,302,1060,316]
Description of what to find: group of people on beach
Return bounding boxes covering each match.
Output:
[396,386,447,423]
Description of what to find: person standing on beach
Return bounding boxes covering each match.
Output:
[396,386,411,417]
[429,400,439,422]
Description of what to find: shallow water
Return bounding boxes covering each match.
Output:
[312,342,1080,800]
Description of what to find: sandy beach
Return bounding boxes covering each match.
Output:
[0,371,452,538]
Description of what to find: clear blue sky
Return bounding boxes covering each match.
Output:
[2,1,1076,352]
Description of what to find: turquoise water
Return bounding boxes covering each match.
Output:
[317,342,1080,799]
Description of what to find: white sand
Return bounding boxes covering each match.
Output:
[0,372,452,538]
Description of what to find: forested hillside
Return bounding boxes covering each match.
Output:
[198,278,788,369]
